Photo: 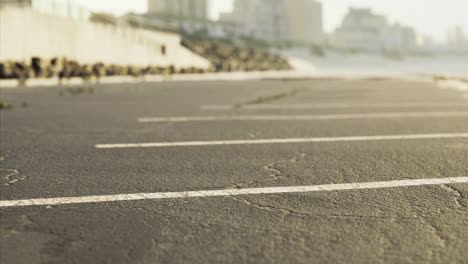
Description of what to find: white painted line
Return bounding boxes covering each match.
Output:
[201,102,468,110]
[1,177,467,208]
[138,112,468,123]
[95,133,468,149]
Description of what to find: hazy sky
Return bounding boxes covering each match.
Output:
[72,0,467,42]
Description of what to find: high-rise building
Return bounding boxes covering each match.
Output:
[0,0,89,20]
[287,0,323,44]
[0,0,31,8]
[220,0,290,43]
[447,26,467,48]
[220,0,323,44]
[147,0,208,21]
[145,0,210,36]
[383,24,416,51]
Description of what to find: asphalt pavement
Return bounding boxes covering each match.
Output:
[1,77,467,264]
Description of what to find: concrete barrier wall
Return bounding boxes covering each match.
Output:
[0,7,210,68]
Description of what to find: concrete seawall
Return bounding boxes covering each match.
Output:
[0,7,210,68]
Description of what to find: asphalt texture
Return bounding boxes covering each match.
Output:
[1,77,467,264]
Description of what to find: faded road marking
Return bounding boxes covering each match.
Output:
[138,112,468,123]
[1,177,467,208]
[95,133,468,149]
[201,102,468,110]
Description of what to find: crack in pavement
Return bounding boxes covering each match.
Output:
[230,196,420,222]
[440,184,465,209]
[226,171,457,252]
[403,192,449,252]
[420,219,447,251]
[234,87,307,108]
[230,196,300,219]
[229,194,451,256]
[263,152,307,182]
[1,214,34,240]
[1,169,25,186]
[231,152,307,189]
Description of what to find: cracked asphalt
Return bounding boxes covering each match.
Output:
[1,77,467,264]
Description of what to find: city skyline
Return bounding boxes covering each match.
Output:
[69,0,467,43]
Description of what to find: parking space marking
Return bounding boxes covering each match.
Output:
[138,112,468,123]
[95,133,468,149]
[1,177,467,208]
[201,102,468,110]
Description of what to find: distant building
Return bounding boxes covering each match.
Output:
[147,0,208,21]
[447,26,467,48]
[144,0,244,39]
[0,0,30,8]
[222,0,290,43]
[146,0,324,45]
[331,8,387,52]
[331,8,417,52]
[0,0,89,20]
[219,0,259,38]
[145,0,210,35]
[221,0,323,45]
[287,0,323,44]
[383,24,417,51]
